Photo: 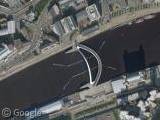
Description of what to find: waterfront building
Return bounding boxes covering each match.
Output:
[60,16,77,34]
[52,21,65,36]
[100,0,112,22]
[111,70,152,95]
[86,4,101,22]
[52,16,77,36]
[111,78,126,94]
[25,100,64,120]
[76,9,90,29]
[0,44,12,61]
[26,11,35,22]
[117,92,140,105]
[154,66,160,87]
[76,4,101,33]
[38,100,63,114]
[58,0,88,13]
[126,0,143,7]
[106,0,127,12]
[119,110,141,120]
[0,21,16,36]
[49,4,61,19]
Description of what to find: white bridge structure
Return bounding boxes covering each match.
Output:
[76,44,102,86]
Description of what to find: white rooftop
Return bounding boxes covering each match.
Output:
[0,44,12,61]
[0,21,16,36]
[111,78,126,94]
[38,100,63,114]
[86,4,101,22]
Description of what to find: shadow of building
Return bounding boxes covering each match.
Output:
[123,45,146,73]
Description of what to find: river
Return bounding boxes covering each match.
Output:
[0,13,160,113]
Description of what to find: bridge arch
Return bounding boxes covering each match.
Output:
[76,44,102,86]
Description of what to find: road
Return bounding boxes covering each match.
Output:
[14,0,42,17]
[0,5,11,15]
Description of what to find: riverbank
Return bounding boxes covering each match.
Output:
[1,5,160,113]
[0,7,160,82]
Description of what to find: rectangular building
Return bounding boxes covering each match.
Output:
[76,4,101,30]
[58,0,88,13]
[86,4,101,22]
[52,16,77,36]
[0,21,16,36]
[0,44,12,61]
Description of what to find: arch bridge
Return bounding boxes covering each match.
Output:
[76,44,102,86]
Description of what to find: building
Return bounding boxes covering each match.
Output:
[86,4,101,22]
[111,70,152,95]
[52,16,77,36]
[0,21,16,36]
[0,44,12,61]
[26,11,35,22]
[106,0,127,12]
[49,4,61,19]
[101,0,112,23]
[58,0,88,13]
[38,100,63,114]
[119,111,141,120]
[126,0,143,7]
[117,92,140,105]
[76,4,101,31]
[4,0,22,8]
[25,100,64,120]
[60,16,77,34]
[76,9,90,29]
[52,21,65,36]
[111,78,126,94]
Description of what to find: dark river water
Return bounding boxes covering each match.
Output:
[1,13,160,113]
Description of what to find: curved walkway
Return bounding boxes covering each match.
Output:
[76,44,102,86]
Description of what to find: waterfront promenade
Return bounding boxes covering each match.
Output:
[0,3,160,81]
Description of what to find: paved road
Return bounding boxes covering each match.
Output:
[0,5,11,15]
[14,0,41,17]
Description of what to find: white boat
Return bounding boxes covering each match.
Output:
[144,15,155,20]
[135,18,144,24]
[128,22,132,25]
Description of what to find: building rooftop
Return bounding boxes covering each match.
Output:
[38,100,63,114]
[76,9,89,29]
[58,0,88,13]
[76,4,101,30]
[0,21,16,36]
[86,4,101,22]
[60,16,76,34]
[0,44,12,61]
[126,0,143,7]
[79,81,113,101]
[52,21,65,36]
[111,69,152,94]
[106,0,127,12]
[111,78,126,94]
[49,4,61,18]
[52,16,77,36]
